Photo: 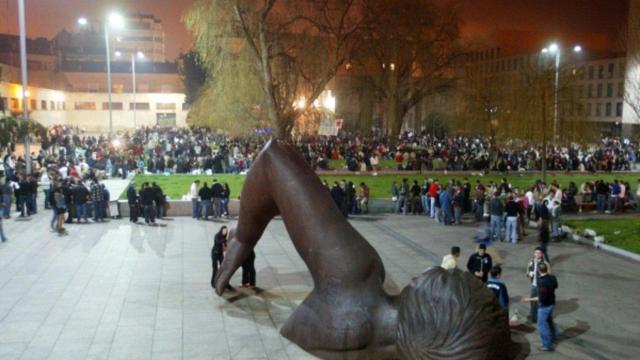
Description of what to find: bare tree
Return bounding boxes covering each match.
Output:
[184,0,364,139]
[353,0,463,140]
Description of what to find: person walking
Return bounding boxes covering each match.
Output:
[526,247,551,322]
[466,244,492,283]
[524,263,559,351]
[40,170,52,210]
[241,249,256,288]
[211,226,229,288]
[53,186,68,236]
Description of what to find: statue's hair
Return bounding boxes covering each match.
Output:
[397,267,511,360]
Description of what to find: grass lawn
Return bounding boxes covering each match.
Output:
[563,218,640,255]
[123,172,640,202]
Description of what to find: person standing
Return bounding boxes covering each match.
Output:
[410,180,422,215]
[539,219,551,261]
[40,170,52,210]
[524,263,559,351]
[139,182,156,225]
[53,186,68,236]
[190,180,201,219]
[526,247,551,322]
[90,179,103,222]
[466,244,492,283]
[504,195,519,243]
[397,178,409,214]
[550,200,561,242]
[439,187,452,225]
[428,179,440,218]
[486,266,509,312]
[211,226,228,288]
[127,182,139,223]
[441,246,460,270]
[152,182,165,219]
[222,182,231,217]
[211,180,224,218]
[199,182,212,220]
[0,179,12,219]
[489,192,504,242]
[357,182,370,214]
[241,249,256,288]
[421,179,431,217]
[72,181,89,223]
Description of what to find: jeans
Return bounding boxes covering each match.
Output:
[200,200,211,219]
[44,189,51,209]
[2,194,10,218]
[506,216,518,243]
[540,241,550,262]
[30,193,37,214]
[50,208,57,228]
[222,198,229,216]
[596,194,606,212]
[551,220,560,239]
[430,197,436,218]
[490,215,503,242]
[76,204,88,222]
[0,218,6,241]
[473,200,484,221]
[454,207,462,224]
[192,199,200,218]
[396,195,407,214]
[421,195,430,216]
[18,195,29,216]
[213,198,223,217]
[93,201,103,221]
[537,304,559,349]
[143,205,156,223]
[211,252,224,288]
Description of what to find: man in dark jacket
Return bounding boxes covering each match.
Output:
[211,180,224,218]
[486,266,509,311]
[139,182,156,224]
[199,182,212,220]
[152,182,165,219]
[127,182,139,223]
[466,243,492,283]
[72,181,90,223]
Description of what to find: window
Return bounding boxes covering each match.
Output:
[588,65,594,80]
[10,98,19,110]
[157,102,176,110]
[61,102,66,110]
[608,63,614,78]
[74,101,96,110]
[598,65,604,79]
[607,83,613,97]
[597,84,603,97]
[129,102,150,110]
[616,102,623,117]
[588,84,593,98]
[606,102,612,116]
[617,82,624,97]
[578,66,585,80]
[30,99,37,110]
[113,84,124,93]
[41,100,47,110]
[586,103,592,116]
[50,101,55,110]
[578,85,584,98]
[596,103,602,116]
[102,102,123,110]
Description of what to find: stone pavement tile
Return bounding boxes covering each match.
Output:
[47,340,92,360]
[86,342,112,360]
[152,327,183,353]
[0,342,27,360]
[0,320,41,344]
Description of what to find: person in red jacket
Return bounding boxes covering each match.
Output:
[428,180,440,218]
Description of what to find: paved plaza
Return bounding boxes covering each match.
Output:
[0,211,639,360]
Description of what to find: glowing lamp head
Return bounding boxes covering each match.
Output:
[548,43,559,53]
[573,45,582,53]
[77,17,88,26]
[108,13,125,29]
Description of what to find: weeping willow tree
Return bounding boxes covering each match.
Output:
[183,0,365,139]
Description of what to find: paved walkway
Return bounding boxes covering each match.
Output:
[0,212,638,359]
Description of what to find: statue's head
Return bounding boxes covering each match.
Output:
[396,267,510,359]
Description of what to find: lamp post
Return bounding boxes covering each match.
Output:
[17,0,31,174]
[540,43,582,144]
[116,50,144,129]
[78,13,124,138]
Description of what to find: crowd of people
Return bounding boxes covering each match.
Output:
[2,126,638,181]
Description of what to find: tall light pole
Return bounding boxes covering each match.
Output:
[541,43,582,144]
[116,50,144,129]
[17,0,31,174]
[78,13,124,138]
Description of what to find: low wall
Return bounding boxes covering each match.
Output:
[117,199,397,217]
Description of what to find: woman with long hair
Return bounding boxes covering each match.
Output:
[211,226,228,288]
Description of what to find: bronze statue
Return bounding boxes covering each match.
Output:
[214,140,511,359]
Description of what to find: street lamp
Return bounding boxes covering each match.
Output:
[78,12,124,138]
[117,50,145,128]
[18,0,31,174]
[540,42,582,144]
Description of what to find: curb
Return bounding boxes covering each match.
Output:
[567,231,640,263]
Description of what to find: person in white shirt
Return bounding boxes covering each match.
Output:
[440,246,460,270]
[190,180,201,219]
[39,170,52,209]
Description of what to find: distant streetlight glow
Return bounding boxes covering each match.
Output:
[108,13,125,29]
[77,17,88,26]
[137,51,145,60]
[548,43,559,53]
[114,51,122,57]
[541,48,548,54]
[573,45,582,53]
